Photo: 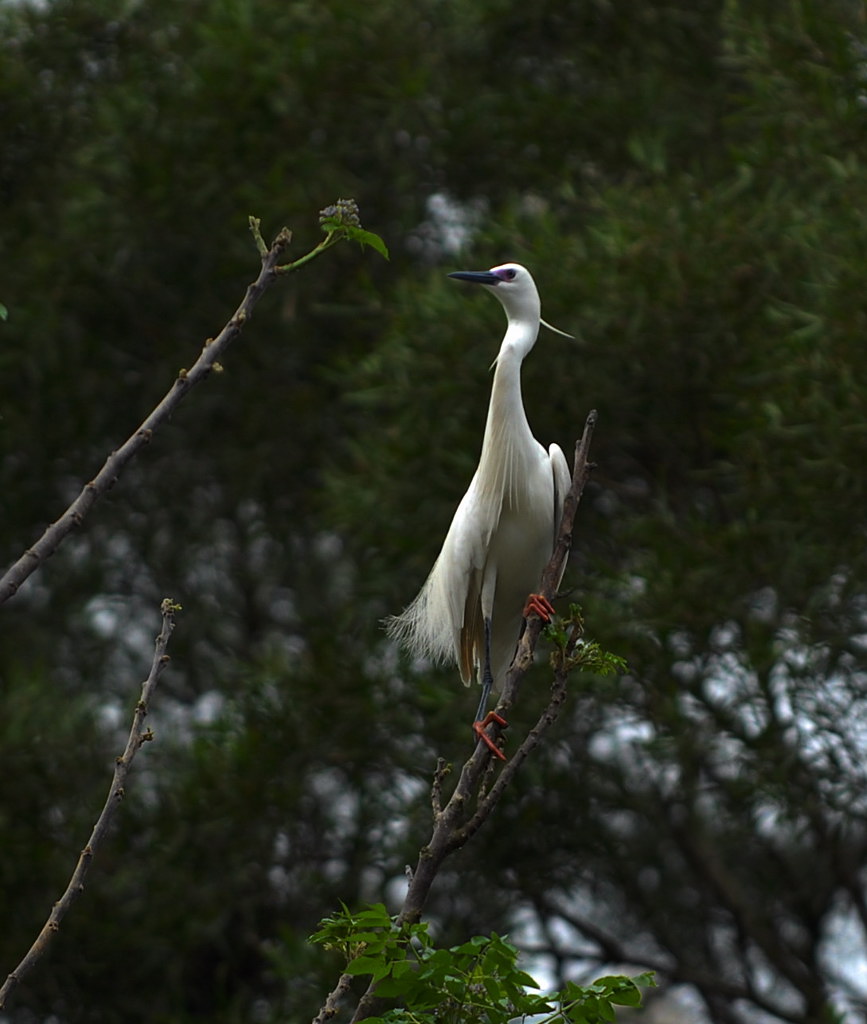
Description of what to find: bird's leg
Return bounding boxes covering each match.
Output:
[473,617,507,761]
[523,593,556,622]
[474,617,495,723]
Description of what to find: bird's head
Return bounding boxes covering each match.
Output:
[448,263,539,322]
[449,263,574,339]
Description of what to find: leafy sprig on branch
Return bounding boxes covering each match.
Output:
[545,605,628,677]
[310,902,654,1024]
[248,198,389,270]
[317,198,390,259]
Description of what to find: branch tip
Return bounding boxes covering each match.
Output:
[248,215,269,258]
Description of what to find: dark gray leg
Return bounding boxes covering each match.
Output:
[474,616,494,722]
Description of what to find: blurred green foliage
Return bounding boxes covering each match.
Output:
[1,0,867,1022]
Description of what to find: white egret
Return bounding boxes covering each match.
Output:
[386,263,571,759]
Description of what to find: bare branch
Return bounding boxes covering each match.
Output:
[0,599,179,1010]
[670,815,828,1012]
[0,217,350,608]
[312,972,354,1024]
[534,894,807,1024]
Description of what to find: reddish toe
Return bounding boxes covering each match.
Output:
[523,593,555,621]
[473,711,508,761]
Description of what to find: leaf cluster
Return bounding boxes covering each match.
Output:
[544,606,629,679]
[310,904,653,1024]
[319,199,390,260]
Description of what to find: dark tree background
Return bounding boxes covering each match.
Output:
[2,1,867,1021]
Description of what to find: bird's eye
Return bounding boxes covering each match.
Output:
[503,268,517,281]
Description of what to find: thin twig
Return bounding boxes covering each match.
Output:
[348,411,598,1023]
[0,218,342,608]
[0,599,179,1010]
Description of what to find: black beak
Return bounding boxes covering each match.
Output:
[448,270,500,286]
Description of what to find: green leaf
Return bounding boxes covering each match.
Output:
[352,903,392,925]
[345,955,388,978]
[480,974,503,1000]
[374,965,422,999]
[608,984,641,1007]
[632,972,657,989]
[593,974,647,1006]
[0,303,7,321]
[508,968,541,990]
[345,225,389,259]
[453,934,490,954]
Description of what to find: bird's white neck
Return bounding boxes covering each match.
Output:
[476,324,539,509]
[486,341,532,438]
[499,310,540,361]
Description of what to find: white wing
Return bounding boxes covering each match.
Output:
[384,470,496,686]
[549,442,571,589]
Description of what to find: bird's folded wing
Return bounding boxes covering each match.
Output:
[440,481,498,685]
[547,442,572,591]
[458,570,483,686]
